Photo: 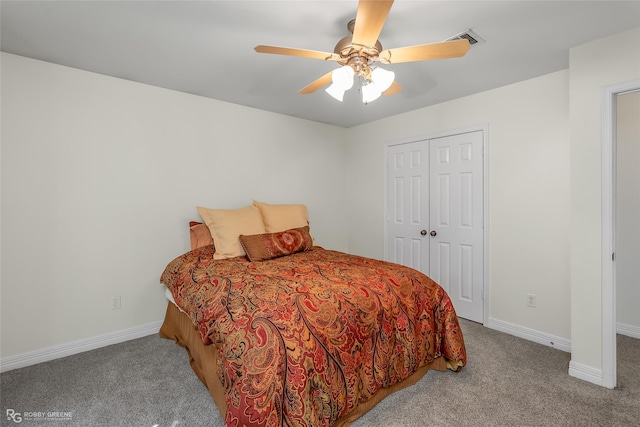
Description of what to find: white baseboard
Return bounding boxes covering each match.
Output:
[0,320,163,373]
[568,360,603,387]
[617,322,640,339]
[485,317,571,352]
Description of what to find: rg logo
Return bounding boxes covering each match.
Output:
[6,409,22,423]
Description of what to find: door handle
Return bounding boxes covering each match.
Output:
[420,230,427,236]
[430,230,437,237]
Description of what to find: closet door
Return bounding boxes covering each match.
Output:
[386,130,484,322]
[387,140,430,273]
[429,131,484,322]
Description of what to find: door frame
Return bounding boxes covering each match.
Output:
[601,79,640,389]
[383,124,490,325]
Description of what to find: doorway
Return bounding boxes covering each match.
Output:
[602,79,640,389]
[384,127,488,324]
[615,90,640,342]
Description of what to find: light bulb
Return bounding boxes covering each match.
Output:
[371,67,395,92]
[362,82,382,103]
[332,66,355,90]
[325,83,346,102]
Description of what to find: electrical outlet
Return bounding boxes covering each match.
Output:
[527,293,536,308]
[112,295,122,310]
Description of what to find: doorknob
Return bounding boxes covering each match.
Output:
[420,230,427,236]
[430,230,437,237]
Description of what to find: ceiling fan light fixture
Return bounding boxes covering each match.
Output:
[331,65,355,90]
[256,0,475,104]
[371,67,395,92]
[362,81,382,104]
[325,83,346,102]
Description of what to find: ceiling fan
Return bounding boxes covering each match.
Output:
[254,0,470,103]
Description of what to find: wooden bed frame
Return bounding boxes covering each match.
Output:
[159,301,450,426]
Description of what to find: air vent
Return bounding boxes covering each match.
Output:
[446,29,485,46]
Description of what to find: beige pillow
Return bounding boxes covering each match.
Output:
[196,205,266,259]
[253,200,309,233]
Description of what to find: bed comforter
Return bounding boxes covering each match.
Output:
[160,246,466,427]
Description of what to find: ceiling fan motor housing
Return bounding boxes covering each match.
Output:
[334,35,382,78]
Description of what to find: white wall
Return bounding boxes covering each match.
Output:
[616,91,640,333]
[2,26,638,372]
[569,27,640,372]
[345,70,571,341]
[0,53,348,358]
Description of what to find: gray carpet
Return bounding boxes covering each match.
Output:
[1,319,638,426]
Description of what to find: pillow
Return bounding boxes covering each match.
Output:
[253,200,309,233]
[189,221,214,251]
[196,205,266,260]
[239,226,313,262]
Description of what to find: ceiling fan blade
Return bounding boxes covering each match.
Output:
[383,81,402,96]
[352,0,394,48]
[379,39,470,64]
[299,71,334,94]
[255,45,339,61]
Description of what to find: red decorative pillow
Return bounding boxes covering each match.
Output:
[239,226,313,262]
[189,221,214,250]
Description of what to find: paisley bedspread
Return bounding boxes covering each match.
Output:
[160,246,466,427]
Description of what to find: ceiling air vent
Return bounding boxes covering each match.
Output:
[446,29,485,46]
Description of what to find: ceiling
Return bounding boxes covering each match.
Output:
[2,1,639,128]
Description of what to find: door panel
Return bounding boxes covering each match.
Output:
[387,141,429,272]
[429,131,483,322]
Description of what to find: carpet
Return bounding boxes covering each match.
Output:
[1,319,638,426]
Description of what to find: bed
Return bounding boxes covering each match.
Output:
[159,202,466,426]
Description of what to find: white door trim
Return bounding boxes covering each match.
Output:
[384,124,490,325]
[601,79,640,389]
